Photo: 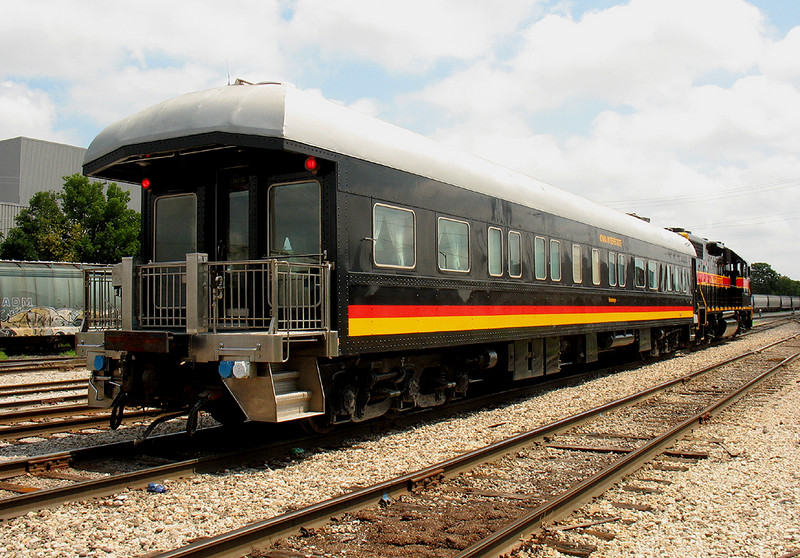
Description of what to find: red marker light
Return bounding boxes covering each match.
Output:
[142,178,151,189]
[304,156,318,172]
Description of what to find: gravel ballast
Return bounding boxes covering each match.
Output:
[0,323,798,557]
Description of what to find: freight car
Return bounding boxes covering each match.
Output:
[76,82,748,433]
[752,294,800,312]
[0,260,85,351]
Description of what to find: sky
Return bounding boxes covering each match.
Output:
[2,0,800,279]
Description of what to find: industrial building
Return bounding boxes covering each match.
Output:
[0,136,140,237]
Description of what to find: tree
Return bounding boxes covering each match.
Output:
[751,262,800,295]
[0,174,140,263]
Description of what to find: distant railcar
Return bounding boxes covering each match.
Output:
[0,261,85,349]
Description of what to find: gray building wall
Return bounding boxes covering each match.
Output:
[0,137,140,237]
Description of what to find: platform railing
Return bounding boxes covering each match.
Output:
[83,266,122,331]
[207,259,329,334]
[84,254,331,337]
[138,261,188,328]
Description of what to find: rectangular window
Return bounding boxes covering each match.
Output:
[618,254,627,287]
[608,251,617,286]
[592,248,601,285]
[488,227,503,276]
[673,266,680,292]
[572,244,583,284]
[154,193,197,262]
[535,236,547,280]
[666,264,673,291]
[634,257,646,288]
[550,240,562,281]
[270,181,321,258]
[438,217,470,272]
[648,260,658,290]
[373,203,416,268]
[228,190,249,260]
[508,231,522,278]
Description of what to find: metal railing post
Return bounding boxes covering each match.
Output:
[117,257,135,330]
[186,253,208,334]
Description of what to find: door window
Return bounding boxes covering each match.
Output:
[269,181,320,258]
[154,193,197,262]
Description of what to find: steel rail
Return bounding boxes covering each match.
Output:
[0,393,85,410]
[0,409,149,441]
[0,357,85,374]
[143,334,800,558]
[0,378,87,397]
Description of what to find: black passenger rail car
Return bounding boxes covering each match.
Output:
[78,82,699,430]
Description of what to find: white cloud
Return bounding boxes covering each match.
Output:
[0,81,73,143]
[1,0,800,278]
[284,0,540,72]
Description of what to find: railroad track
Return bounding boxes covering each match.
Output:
[133,334,799,558]
[0,356,85,375]
[0,378,87,398]
[0,405,151,441]
[0,366,612,520]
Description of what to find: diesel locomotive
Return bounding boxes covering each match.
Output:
[76,81,752,431]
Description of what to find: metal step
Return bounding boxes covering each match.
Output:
[272,370,314,421]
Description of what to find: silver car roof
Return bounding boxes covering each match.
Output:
[86,82,695,257]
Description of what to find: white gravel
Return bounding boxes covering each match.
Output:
[0,323,798,557]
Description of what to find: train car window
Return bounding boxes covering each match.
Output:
[154,193,197,262]
[673,266,681,292]
[228,190,249,260]
[270,181,320,258]
[648,260,658,290]
[488,227,503,276]
[592,248,601,285]
[508,231,522,278]
[608,251,617,286]
[666,265,673,291]
[634,258,646,288]
[438,217,470,272]
[618,254,627,287]
[550,240,562,281]
[373,203,416,269]
[535,236,547,280]
[572,244,583,284]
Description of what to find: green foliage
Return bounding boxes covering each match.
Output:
[751,262,800,296]
[0,174,140,264]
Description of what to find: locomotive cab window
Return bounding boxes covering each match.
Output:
[634,258,646,288]
[438,217,470,272]
[269,181,320,259]
[488,227,503,276]
[373,203,416,269]
[154,193,197,262]
[508,231,522,278]
[535,236,547,280]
